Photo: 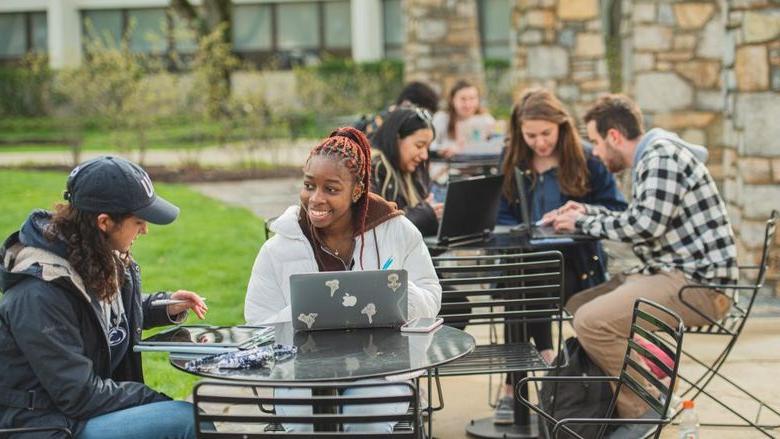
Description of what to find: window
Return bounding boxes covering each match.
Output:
[232,1,352,68]
[324,1,351,49]
[478,0,511,60]
[128,9,168,54]
[82,9,123,48]
[81,8,195,57]
[0,12,48,60]
[277,3,319,50]
[233,4,272,51]
[382,0,403,59]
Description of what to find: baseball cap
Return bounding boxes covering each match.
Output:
[63,156,180,225]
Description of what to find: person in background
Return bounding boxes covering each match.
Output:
[493,88,627,425]
[245,127,441,433]
[0,156,207,439]
[549,94,735,438]
[354,81,440,137]
[431,79,496,158]
[370,106,442,237]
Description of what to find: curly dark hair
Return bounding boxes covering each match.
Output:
[46,204,131,302]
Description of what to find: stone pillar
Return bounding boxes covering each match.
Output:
[48,0,82,68]
[403,0,486,97]
[721,0,780,295]
[625,0,724,179]
[512,0,609,120]
[351,0,383,62]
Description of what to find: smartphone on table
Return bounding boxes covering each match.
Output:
[400,317,444,333]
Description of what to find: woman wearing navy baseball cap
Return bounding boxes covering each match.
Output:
[0,156,207,438]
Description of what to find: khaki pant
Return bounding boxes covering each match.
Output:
[566,270,730,419]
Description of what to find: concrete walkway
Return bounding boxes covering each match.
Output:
[189,177,780,438]
[0,140,314,168]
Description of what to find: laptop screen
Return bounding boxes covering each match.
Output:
[514,167,532,228]
[436,174,503,242]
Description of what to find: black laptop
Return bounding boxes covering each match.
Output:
[512,167,594,241]
[423,174,503,247]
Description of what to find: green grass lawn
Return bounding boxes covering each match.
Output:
[0,170,266,399]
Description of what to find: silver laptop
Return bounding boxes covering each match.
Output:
[289,269,408,332]
[513,167,594,241]
[423,174,503,247]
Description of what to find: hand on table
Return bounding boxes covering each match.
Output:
[539,201,586,227]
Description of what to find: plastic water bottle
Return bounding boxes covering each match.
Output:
[678,400,699,439]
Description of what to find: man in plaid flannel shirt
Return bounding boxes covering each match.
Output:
[547,94,737,435]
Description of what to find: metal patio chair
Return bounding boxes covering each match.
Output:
[426,250,566,434]
[674,209,779,436]
[516,298,685,439]
[193,380,420,438]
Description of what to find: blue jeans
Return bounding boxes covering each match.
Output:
[276,380,411,433]
[78,400,196,439]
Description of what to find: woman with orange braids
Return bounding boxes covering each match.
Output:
[244,127,441,432]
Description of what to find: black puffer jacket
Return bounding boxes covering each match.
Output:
[0,211,178,438]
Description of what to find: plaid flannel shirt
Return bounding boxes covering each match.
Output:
[576,139,738,285]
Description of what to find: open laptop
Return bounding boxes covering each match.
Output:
[289,269,408,332]
[512,167,595,241]
[423,174,503,247]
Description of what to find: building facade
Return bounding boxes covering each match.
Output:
[0,0,512,68]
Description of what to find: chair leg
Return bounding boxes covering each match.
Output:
[675,373,779,437]
[678,344,732,402]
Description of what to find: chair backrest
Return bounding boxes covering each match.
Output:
[432,250,565,329]
[193,380,418,438]
[615,299,684,423]
[699,209,779,335]
[754,209,778,287]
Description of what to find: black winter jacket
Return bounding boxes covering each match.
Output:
[0,211,179,438]
[370,154,439,236]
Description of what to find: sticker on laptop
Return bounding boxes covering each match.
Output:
[387,273,401,292]
[342,292,357,307]
[325,279,340,297]
[297,312,318,329]
[361,303,376,324]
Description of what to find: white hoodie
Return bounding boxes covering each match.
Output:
[245,205,442,325]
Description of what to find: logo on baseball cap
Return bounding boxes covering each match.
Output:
[64,156,179,225]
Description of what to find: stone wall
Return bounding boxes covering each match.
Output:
[403,0,486,98]
[507,0,779,293]
[511,0,610,120]
[721,0,780,294]
[623,0,725,181]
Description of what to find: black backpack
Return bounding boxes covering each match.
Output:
[539,337,614,438]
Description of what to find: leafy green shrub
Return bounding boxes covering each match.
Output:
[294,59,404,118]
[0,55,53,117]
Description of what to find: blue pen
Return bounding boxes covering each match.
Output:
[381,257,394,270]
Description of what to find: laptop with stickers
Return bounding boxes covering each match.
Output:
[289,269,408,332]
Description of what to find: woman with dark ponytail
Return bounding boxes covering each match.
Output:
[370,106,442,236]
[244,127,441,433]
